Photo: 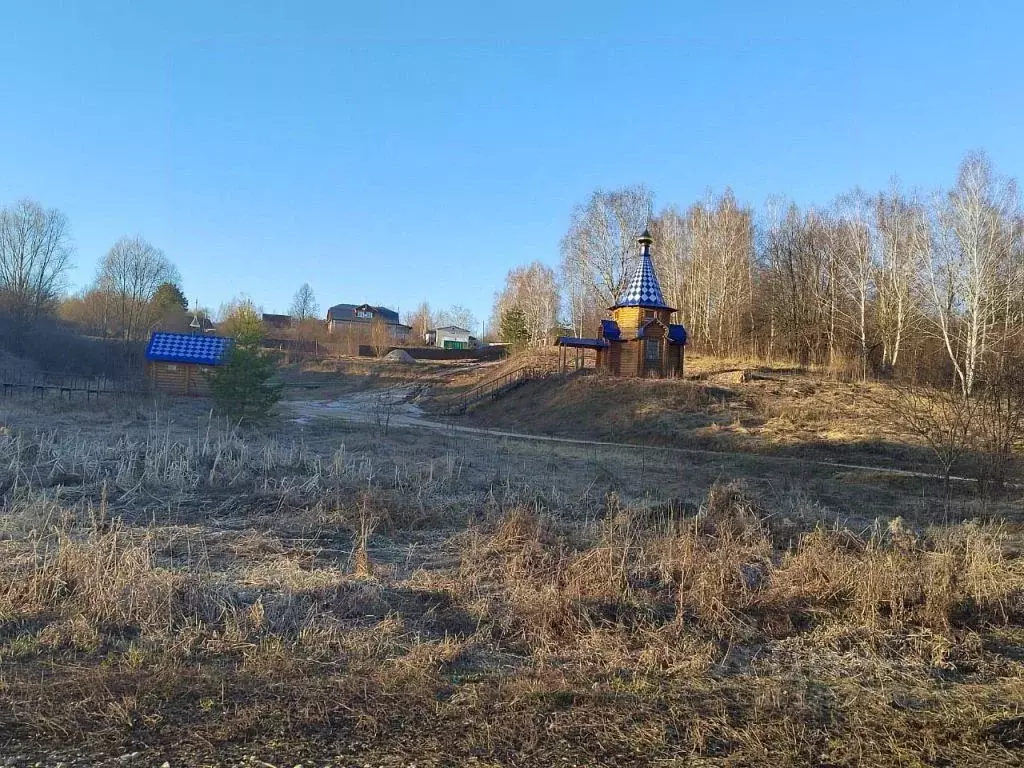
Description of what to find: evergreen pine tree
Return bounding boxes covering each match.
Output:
[499,306,530,344]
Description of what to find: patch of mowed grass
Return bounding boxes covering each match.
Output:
[0,410,1022,765]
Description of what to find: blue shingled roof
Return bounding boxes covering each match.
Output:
[146,333,233,365]
[613,253,673,310]
[600,319,621,340]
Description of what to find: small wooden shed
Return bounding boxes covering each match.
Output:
[145,332,232,395]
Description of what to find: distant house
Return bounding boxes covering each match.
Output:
[425,325,476,350]
[326,303,411,342]
[261,313,292,332]
[145,332,232,396]
[187,314,217,333]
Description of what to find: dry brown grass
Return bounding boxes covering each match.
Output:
[457,484,1022,650]
[461,363,1008,481]
[1,397,1023,765]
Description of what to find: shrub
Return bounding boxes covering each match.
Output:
[206,345,282,423]
[218,297,265,346]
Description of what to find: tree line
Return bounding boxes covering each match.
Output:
[492,151,1024,393]
[0,200,196,348]
[0,200,328,350]
[61,237,192,341]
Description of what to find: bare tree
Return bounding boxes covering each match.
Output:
[289,283,319,323]
[663,190,754,355]
[492,262,560,344]
[928,152,1019,396]
[59,288,113,336]
[97,236,180,342]
[972,357,1024,497]
[830,189,876,378]
[370,315,391,356]
[560,185,653,333]
[434,305,477,333]
[758,200,836,365]
[0,199,74,332]
[879,383,979,502]
[559,254,586,338]
[648,205,689,324]
[875,183,928,373]
[404,301,432,343]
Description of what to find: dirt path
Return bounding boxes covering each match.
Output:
[281,388,982,485]
[285,384,433,428]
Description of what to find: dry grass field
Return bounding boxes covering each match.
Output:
[462,353,932,469]
[1,357,1022,766]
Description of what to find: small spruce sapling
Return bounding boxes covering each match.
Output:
[206,300,282,422]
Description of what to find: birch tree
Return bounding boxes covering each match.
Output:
[648,205,689,320]
[434,305,477,334]
[831,189,875,377]
[492,261,560,344]
[404,301,433,343]
[560,185,653,332]
[992,214,1024,365]
[692,191,753,354]
[929,152,1019,396]
[875,184,928,372]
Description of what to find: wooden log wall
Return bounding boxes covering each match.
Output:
[667,345,682,378]
[147,362,213,396]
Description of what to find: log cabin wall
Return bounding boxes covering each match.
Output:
[612,306,673,332]
[612,306,643,334]
[666,345,682,377]
[147,362,214,396]
[609,344,622,375]
[617,341,639,377]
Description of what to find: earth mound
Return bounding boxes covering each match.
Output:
[382,348,416,364]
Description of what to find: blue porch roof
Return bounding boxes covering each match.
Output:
[556,336,609,349]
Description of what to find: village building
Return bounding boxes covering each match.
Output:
[556,230,688,377]
[425,325,476,349]
[261,313,292,333]
[145,332,233,395]
[192,315,217,333]
[326,303,411,342]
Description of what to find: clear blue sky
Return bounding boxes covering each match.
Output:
[2,1,1021,331]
